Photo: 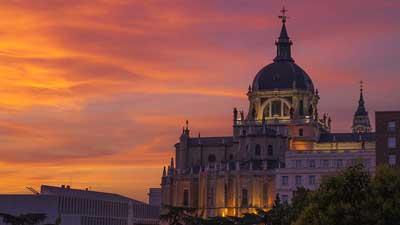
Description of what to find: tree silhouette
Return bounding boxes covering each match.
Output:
[0,213,47,225]
[160,205,197,225]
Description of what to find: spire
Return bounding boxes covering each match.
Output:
[352,81,371,133]
[355,81,367,116]
[274,6,294,62]
[170,157,174,169]
[162,166,166,177]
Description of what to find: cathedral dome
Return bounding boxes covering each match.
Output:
[252,61,314,92]
[252,11,314,92]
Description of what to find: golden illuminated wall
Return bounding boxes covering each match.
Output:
[164,172,275,218]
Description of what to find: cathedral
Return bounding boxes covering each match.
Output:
[161,8,375,218]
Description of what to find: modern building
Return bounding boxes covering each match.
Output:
[376,111,400,166]
[0,185,160,225]
[148,188,162,207]
[161,7,376,217]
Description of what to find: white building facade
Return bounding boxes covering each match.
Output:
[275,149,376,202]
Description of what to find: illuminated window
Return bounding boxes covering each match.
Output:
[263,99,291,118]
[389,155,396,166]
[388,137,397,149]
[388,121,396,132]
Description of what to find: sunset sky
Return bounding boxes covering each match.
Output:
[0,0,399,202]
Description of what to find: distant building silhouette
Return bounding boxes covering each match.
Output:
[148,188,161,207]
[375,111,400,166]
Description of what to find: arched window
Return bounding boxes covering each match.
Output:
[255,144,261,156]
[263,99,291,119]
[208,154,216,163]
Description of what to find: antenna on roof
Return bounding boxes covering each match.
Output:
[26,187,40,195]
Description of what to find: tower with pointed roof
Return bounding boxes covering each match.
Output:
[352,81,372,133]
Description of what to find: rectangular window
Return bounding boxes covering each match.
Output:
[389,155,396,166]
[322,160,330,168]
[281,176,289,186]
[295,176,302,186]
[299,100,304,116]
[295,160,302,168]
[336,159,343,168]
[388,121,396,132]
[267,145,273,156]
[271,101,282,117]
[183,189,189,207]
[309,160,316,168]
[388,137,397,149]
[309,175,316,185]
[299,128,304,137]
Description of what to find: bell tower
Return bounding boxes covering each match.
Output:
[352,81,372,133]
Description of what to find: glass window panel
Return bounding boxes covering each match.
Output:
[388,137,397,149]
[271,100,281,117]
[283,103,290,116]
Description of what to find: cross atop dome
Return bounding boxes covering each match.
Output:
[274,6,293,62]
[279,6,288,23]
